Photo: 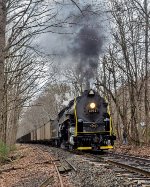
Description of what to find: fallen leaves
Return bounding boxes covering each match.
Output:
[113,144,150,158]
[0,144,59,187]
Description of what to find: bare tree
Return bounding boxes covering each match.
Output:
[17,82,71,137]
[98,0,150,144]
[0,0,6,142]
[0,0,71,145]
[63,65,85,96]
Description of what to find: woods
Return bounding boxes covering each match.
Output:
[0,0,65,145]
[94,0,150,145]
[0,0,149,146]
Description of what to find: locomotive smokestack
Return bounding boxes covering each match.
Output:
[86,80,90,90]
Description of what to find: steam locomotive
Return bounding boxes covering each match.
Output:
[54,89,116,150]
[18,89,116,151]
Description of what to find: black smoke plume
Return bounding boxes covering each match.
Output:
[68,5,104,89]
[40,2,105,90]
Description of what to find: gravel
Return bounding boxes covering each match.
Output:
[41,145,126,187]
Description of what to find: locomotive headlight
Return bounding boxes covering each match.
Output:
[90,102,96,109]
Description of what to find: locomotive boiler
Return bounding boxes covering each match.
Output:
[52,89,116,150]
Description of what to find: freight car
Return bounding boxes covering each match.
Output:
[18,89,116,151]
[17,133,31,143]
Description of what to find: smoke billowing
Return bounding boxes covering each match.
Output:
[40,1,106,90]
[68,5,104,89]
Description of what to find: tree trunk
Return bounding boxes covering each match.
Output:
[0,0,6,142]
[144,0,149,144]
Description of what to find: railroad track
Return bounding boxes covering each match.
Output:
[82,151,150,186]
[39,156,64,187]
[108,151,150,163]
[108,152,150,186]
[38,146,77,187]
[106,152,150,175]
[34,144,150,186]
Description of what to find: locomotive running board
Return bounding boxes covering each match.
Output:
[100,146,113,149]
[77,147,92,150]
[77,145,113,150]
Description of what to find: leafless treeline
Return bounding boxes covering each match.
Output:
[57,0,150,145]
[96,0,150,145]
[17,83,71,137]
[0,0,68,145]
[61,0,150,145]
[0,0,149,145]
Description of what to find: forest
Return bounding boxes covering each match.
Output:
[0,0,149,148]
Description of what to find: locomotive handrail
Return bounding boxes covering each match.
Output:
[74,97,78,137]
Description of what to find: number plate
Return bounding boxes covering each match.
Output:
[88,109,98,113]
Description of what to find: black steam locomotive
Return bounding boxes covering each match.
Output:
[52,89,116,150]
[17,89,116,151]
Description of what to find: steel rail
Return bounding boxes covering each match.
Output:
[65,159,77,172]
[108,151,150,163]
[53,159,64,187]
[81,152,150,178]
[106,159,150,177]
[39,153,64,187]
[39,176,54,187]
